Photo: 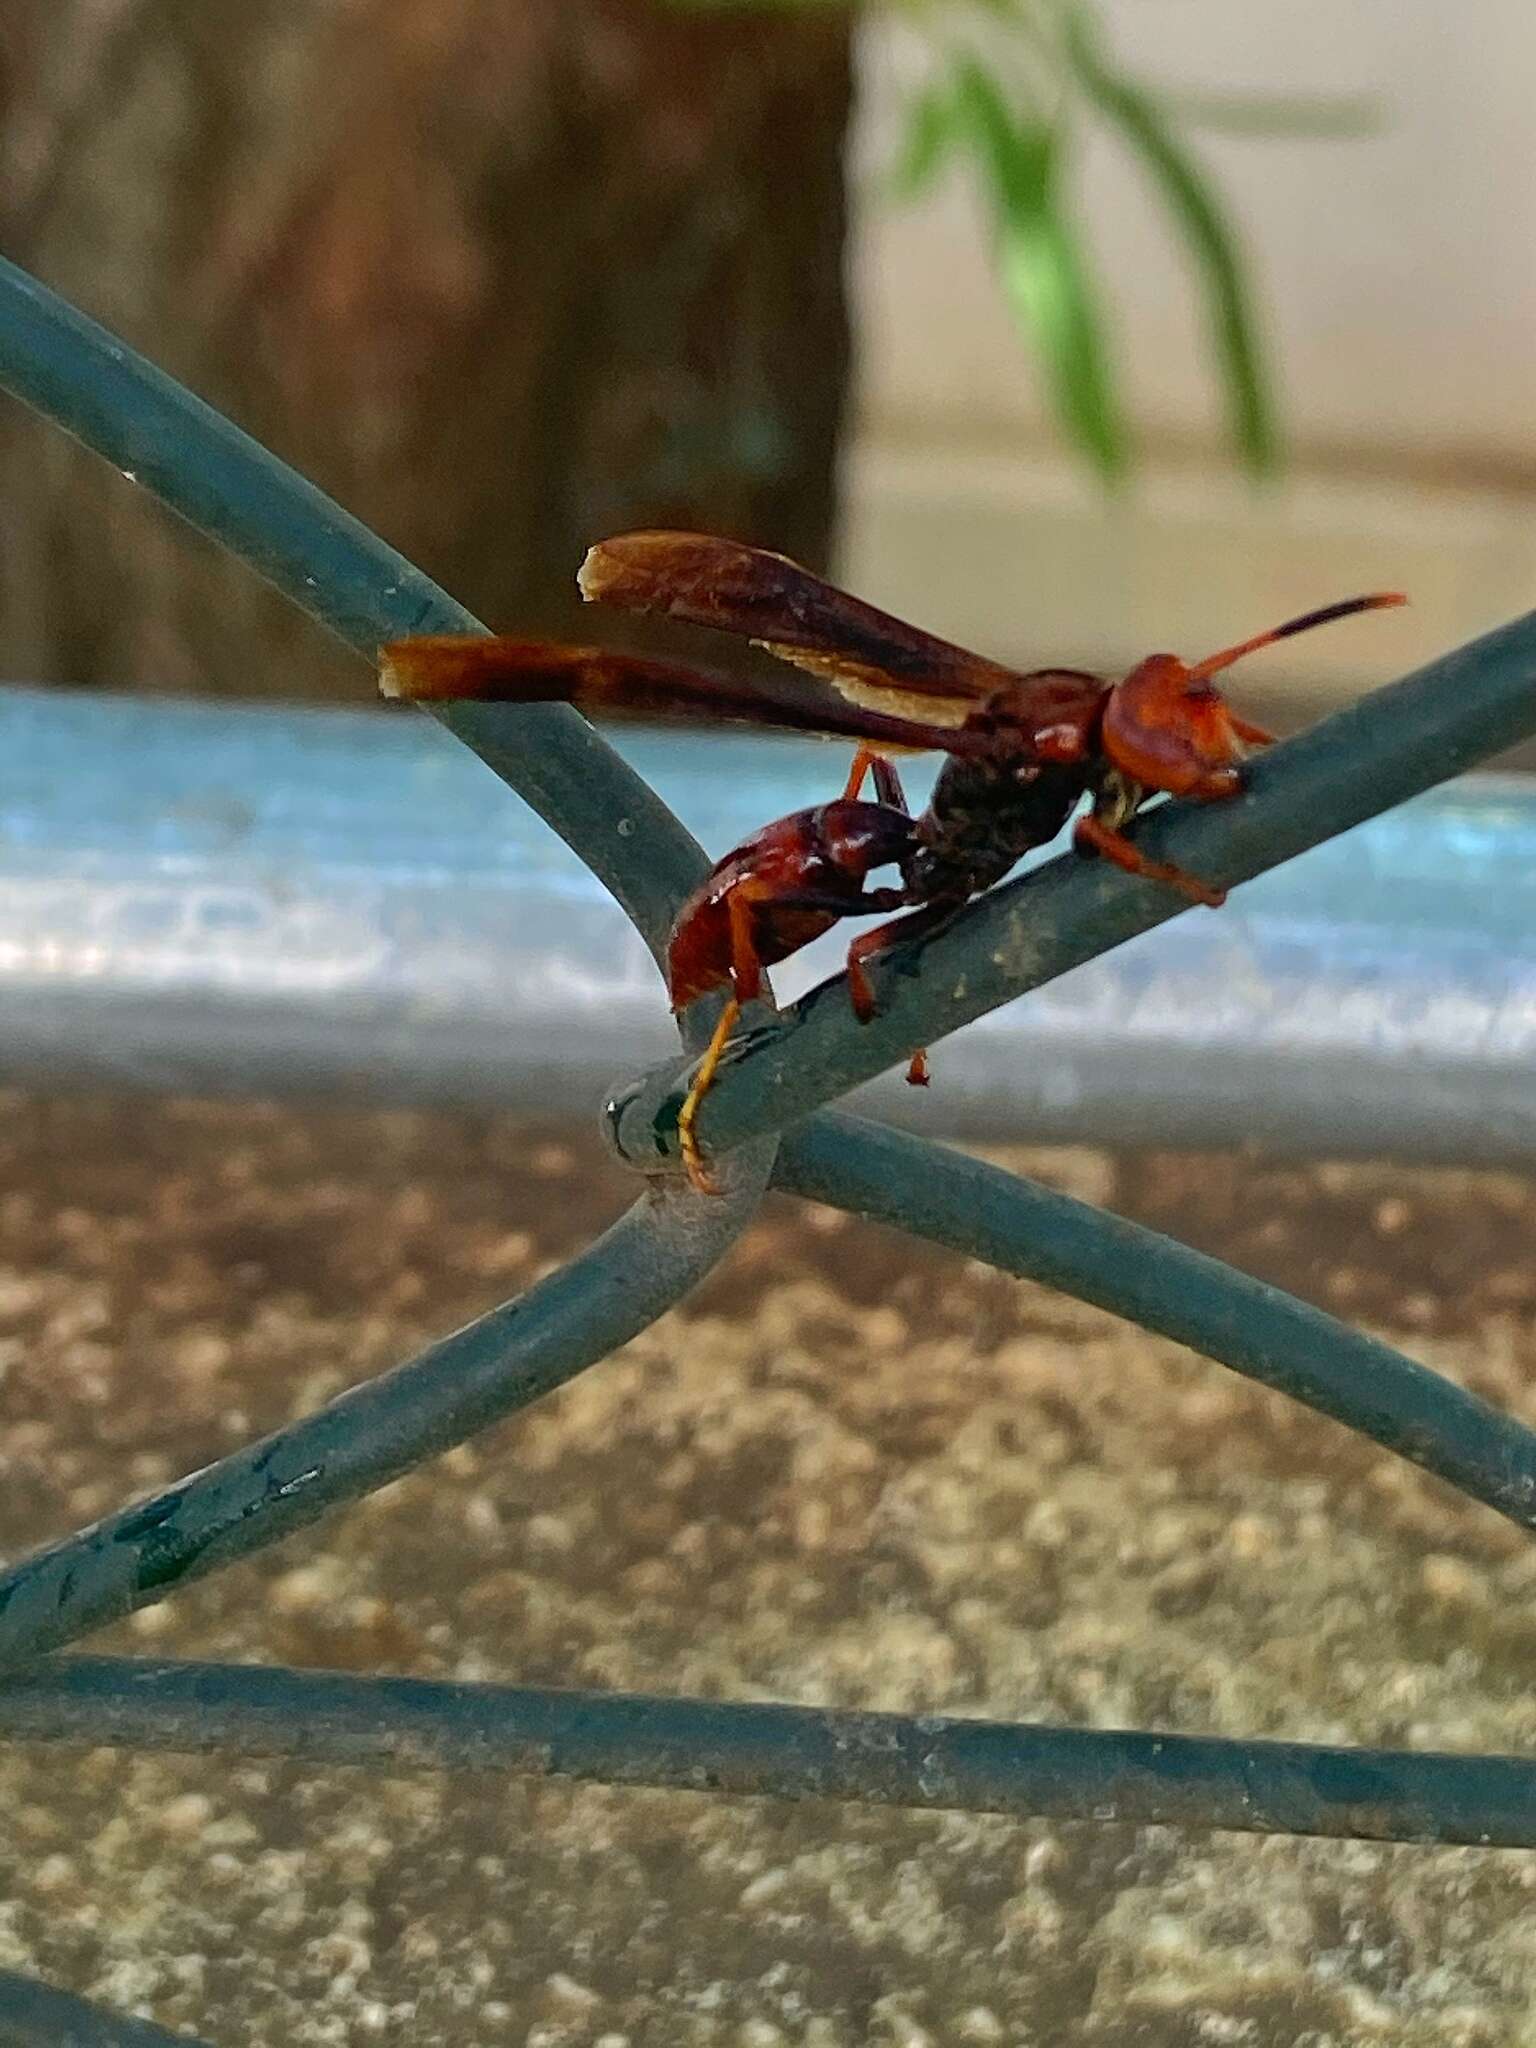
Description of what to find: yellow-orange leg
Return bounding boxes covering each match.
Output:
[677,884,766,1194]
[843,748,911,813]
[842,747,877,800]
[1073,814,1227,908]
[677,994,741,1195]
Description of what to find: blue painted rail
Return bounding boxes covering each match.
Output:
[0,683,1531,1162]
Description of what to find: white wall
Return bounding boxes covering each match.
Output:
[841,4,1536,688]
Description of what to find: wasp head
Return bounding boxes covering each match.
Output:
[1099,655,1249,802]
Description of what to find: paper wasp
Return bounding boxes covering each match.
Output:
[381,532,1403,1191]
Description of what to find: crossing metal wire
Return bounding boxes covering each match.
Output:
[1,253,1536,2036]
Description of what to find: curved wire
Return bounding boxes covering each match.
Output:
[0,1969,212,2048]
[779,1116,1536,1533]
[4,1655,1535,1850]
[0,1147,773,1666]
[0,255,704,959]
[0,257,773,1663]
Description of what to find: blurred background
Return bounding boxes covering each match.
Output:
[848,0,1536,733]
[3,0,1531,719]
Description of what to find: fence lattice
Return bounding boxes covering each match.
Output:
[1,255,1535,2044]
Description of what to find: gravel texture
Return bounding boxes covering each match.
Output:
[0,1094,1533,2046]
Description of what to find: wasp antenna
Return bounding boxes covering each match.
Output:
[1187,591,1407,684]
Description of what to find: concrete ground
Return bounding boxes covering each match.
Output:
[0,1094,1533,2046]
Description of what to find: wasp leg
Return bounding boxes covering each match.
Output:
[677,995,741,1195]
[867,761,920,1081]
[1073,813,1227,908]
[755,881,932,1082]
[677,883,768,1195]
[872,757,910,811]
[1229,713,1276,748]
[841,749,911,813]
[753,876,927,1058]
[843,896,963,1108]
[680,845,922,1189]
[841,747,877,801]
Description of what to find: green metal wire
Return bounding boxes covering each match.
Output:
[0,256,774,1660]
[0,1151,772,1666]
[0,255,1534,1857]
[781,1117,1536,1532]
[0,255,705,958]
[4,1655,1536,1850]
[0,1970,210,2048]
[609,606,1536,1169]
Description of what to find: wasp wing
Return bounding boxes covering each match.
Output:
[579,531,1017,728]
[379,637,982,755]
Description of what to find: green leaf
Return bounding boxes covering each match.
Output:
[996,200,1130,481]
[949,56,1129,481]
[1062,5,1278,475]
[888,77,964,200]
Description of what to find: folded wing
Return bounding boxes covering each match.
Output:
[579,530,1018,728]
[378,637,982,756]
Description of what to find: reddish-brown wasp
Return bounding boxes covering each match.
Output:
[381,533,1404,1191]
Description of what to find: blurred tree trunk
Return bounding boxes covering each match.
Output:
[0,0,852,700]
